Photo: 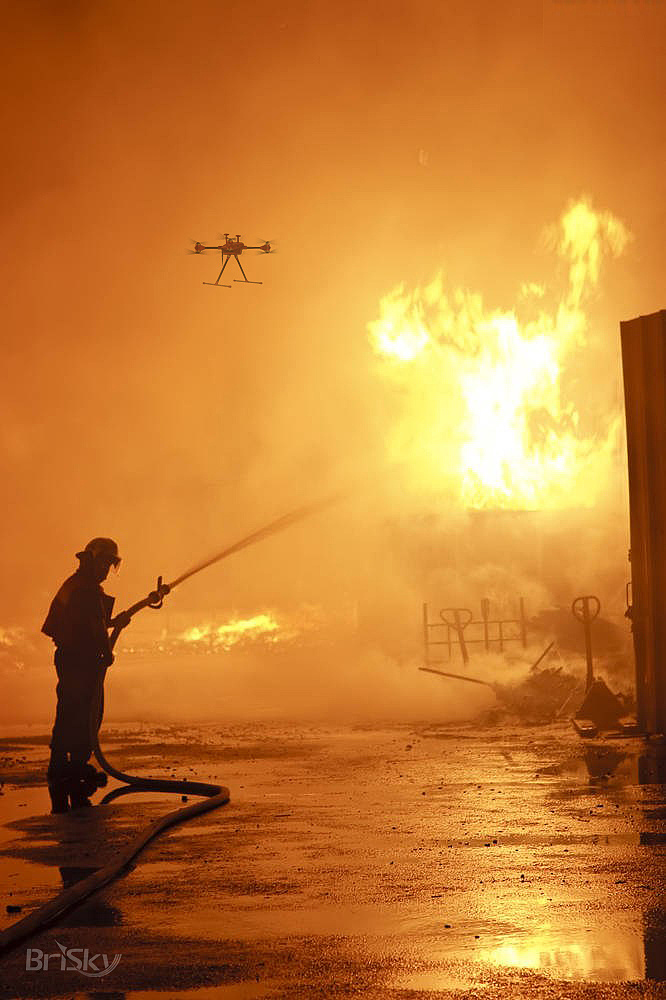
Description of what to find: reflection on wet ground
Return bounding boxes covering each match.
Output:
[0,783,171,932]
[0,722,664,997]
[117,879,664,983]
[129,986,274,999]
[0,786,66,928]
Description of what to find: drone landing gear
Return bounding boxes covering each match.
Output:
[203,252,263,288]
[233,256,262,285]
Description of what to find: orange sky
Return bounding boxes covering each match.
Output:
[2,0,665,626]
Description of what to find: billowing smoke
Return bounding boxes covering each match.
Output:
[3,1,664,726]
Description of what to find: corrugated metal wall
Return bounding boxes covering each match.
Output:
[620,310,666,735]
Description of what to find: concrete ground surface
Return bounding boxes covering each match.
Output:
[0,720,665,999]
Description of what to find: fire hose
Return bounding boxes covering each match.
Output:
[0,496,337,956]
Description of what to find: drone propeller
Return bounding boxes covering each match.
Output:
[187,240,210,255]
[255,239,276,254]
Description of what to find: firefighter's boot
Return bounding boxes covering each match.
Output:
[47,757,70,814]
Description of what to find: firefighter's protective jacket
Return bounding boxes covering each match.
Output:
[42,568,115,667]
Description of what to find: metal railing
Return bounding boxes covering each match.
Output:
[422,598,527,664]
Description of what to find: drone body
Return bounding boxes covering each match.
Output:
[191,233,273,287]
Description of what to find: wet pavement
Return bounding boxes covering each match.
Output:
[0,721,665,998]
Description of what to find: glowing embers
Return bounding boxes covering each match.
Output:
[180,613,283,651]
[368,198,631,511]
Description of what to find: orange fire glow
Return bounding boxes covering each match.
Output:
[368,199,630,511]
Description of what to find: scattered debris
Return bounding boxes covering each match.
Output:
[496,663,583,721]
[422,647,586,724]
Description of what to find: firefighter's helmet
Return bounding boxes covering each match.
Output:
[75,537,121,567]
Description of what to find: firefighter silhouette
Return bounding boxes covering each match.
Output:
[42,538,129,812]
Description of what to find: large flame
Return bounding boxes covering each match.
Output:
[368,199,630,510]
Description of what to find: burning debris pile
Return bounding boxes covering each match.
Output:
[117,605,334,657]
[177,613,290,652]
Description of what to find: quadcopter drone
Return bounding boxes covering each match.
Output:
[190,233,273,287]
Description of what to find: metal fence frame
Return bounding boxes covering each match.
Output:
[423,598,527,665]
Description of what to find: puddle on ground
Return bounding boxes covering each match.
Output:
[0,852,65,930]
[127,984,274,999]
[434,832,666,848]
[0,785,62,928]
[0,785,52,831]
[39,987,273,1000]
[403,917,664,984]
[474,924,646,982]
[99,787,220,807]
[393,972,488,992]
[120,892,665,984]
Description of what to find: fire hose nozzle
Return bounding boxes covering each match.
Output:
[148,576,171,608]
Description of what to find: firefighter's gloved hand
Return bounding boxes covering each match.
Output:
[112,610,133,629]
[148,582,170,605]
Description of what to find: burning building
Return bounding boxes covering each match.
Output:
[359,199,633,680]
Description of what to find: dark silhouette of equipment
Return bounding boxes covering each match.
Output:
[573,678,625,736]
[571,594,600,692]
[568,594,632,737]
[621,308,666,735]
[190,233,273,287]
